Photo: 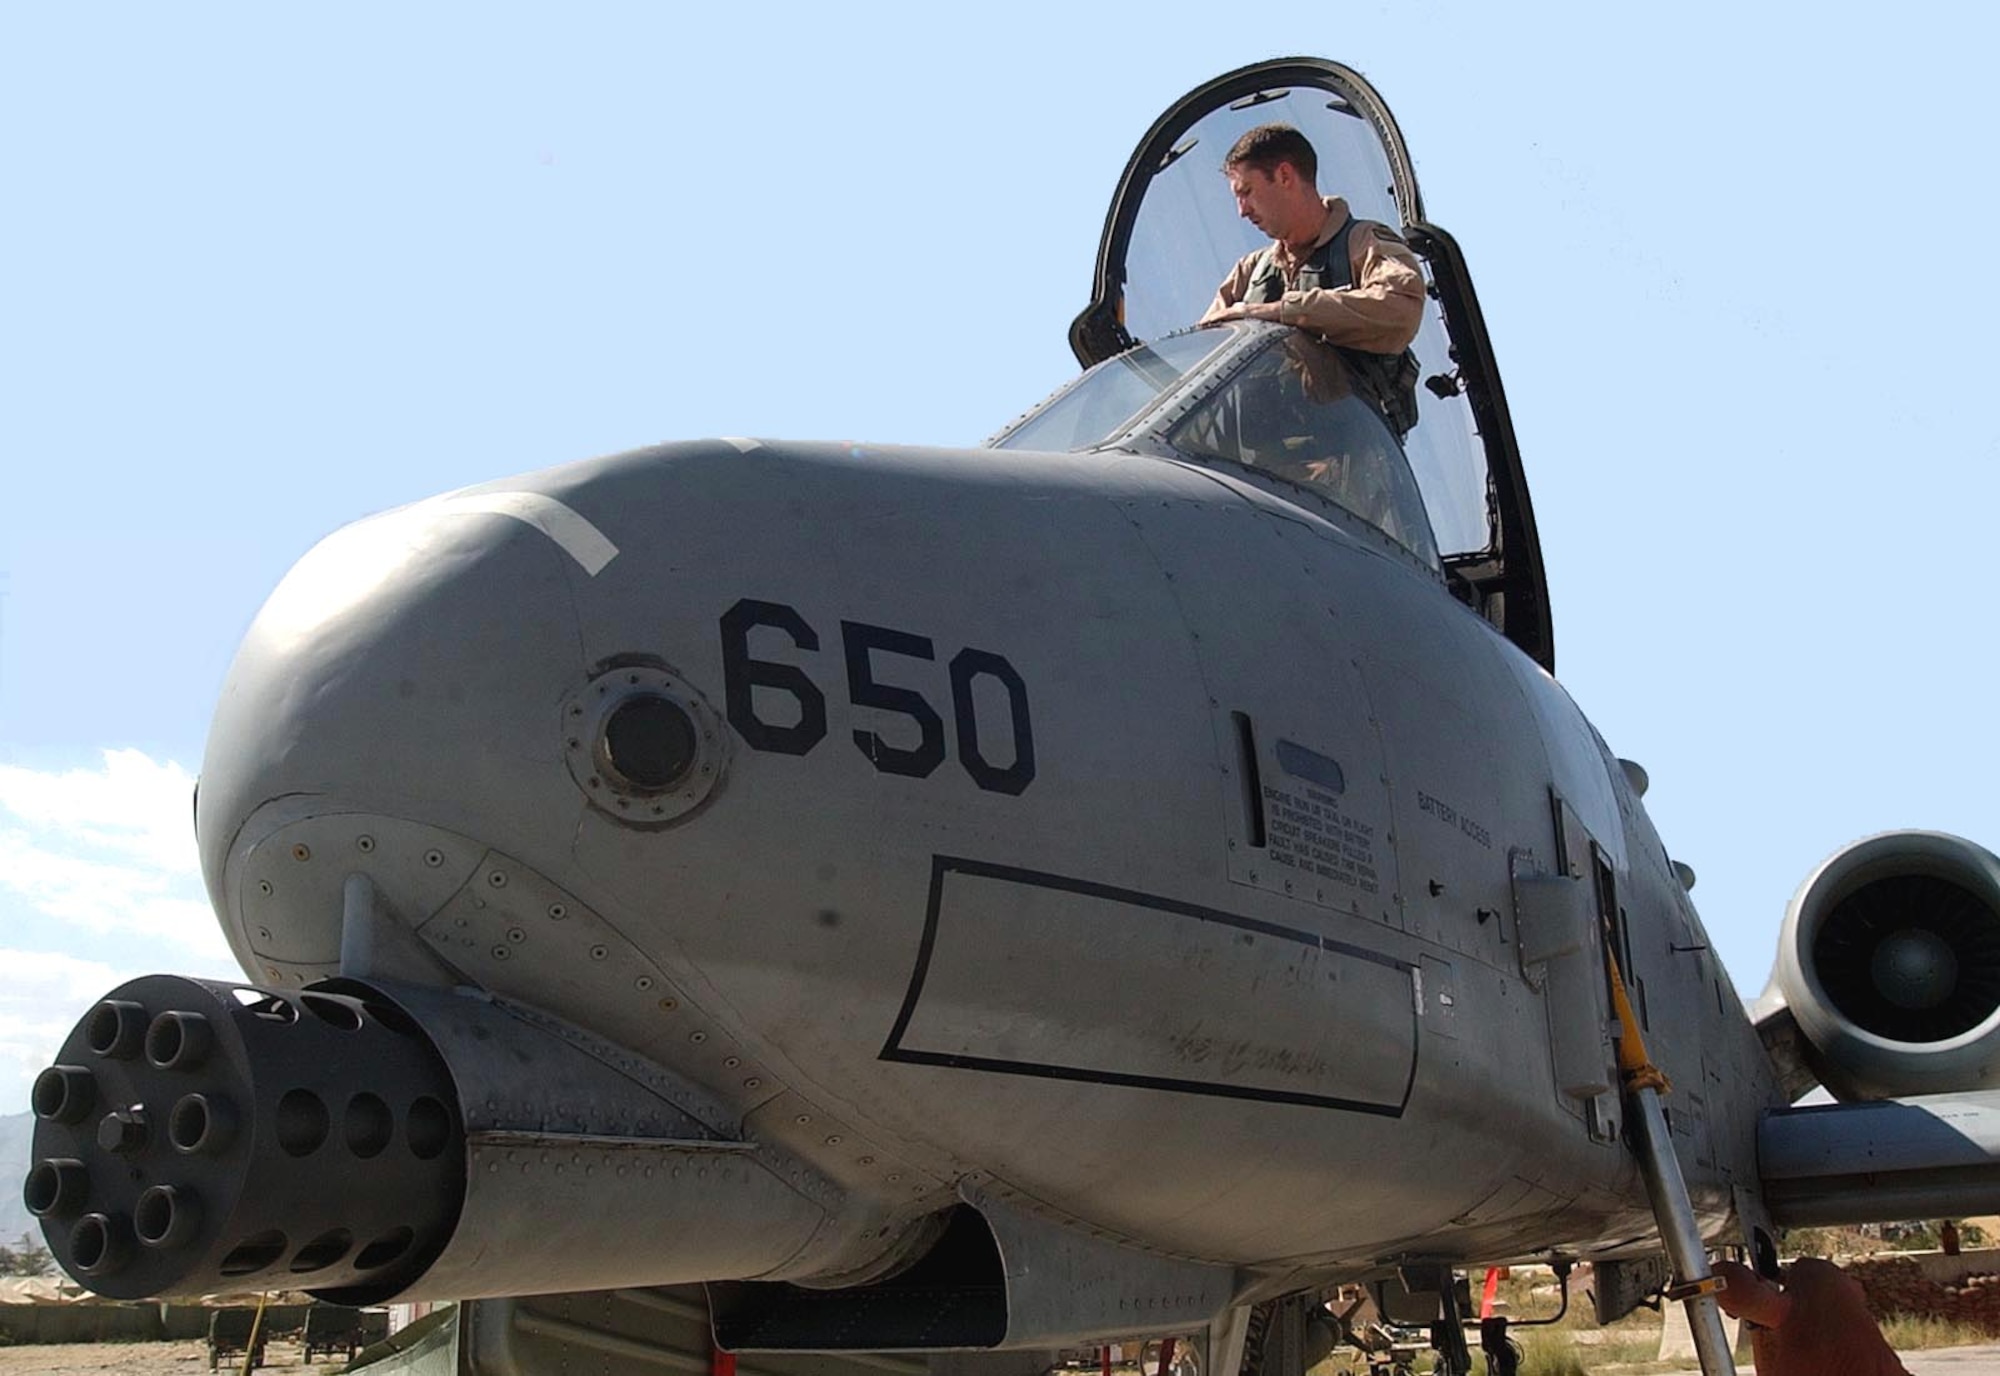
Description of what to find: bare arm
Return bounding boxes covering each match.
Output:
[1713,1260,1794,1329]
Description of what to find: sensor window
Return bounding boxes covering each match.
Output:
[602,694,698,793]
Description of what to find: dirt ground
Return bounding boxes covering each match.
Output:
[5,1337,1998,1375]
[0,1339,316,1376]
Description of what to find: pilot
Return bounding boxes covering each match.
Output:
[1711,1257,1911,1376]
[1200,123,1425,437]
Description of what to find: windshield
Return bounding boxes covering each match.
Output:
[1171,332,1439,566]
[991,331,1228,453]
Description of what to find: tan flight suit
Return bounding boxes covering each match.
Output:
[1207,196,1426,355]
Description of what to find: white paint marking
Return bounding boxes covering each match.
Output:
[720,436,763,453]
[433,492,619,576]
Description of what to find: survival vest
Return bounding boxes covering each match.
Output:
[1242,214,1422,438]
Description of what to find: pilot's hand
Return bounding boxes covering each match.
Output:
[1201,301,1281,326]
[1711,1260,1790,1329]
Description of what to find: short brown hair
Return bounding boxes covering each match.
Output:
[1223,124,1318,182]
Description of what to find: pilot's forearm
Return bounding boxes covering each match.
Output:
[1209,299,1284,324]
[1275,279,1422,351]
[1271,289,1416,349]
[1277,229,1424,351]
[1202,263,1253,321]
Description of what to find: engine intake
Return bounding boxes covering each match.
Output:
[1773,831,2000,1100]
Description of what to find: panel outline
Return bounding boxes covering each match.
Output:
[880,855,1419,1116]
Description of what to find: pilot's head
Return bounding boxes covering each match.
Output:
[1223,124,1323,244]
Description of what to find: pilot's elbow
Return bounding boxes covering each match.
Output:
[1385,294,1423,350]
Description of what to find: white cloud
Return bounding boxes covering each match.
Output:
[0,750,224,955]
[0,949,131,1111]
[0,751,237,1109]
[0,749,201,876]
[0,831,218,950]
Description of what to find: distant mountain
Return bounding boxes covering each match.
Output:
[0,1113,34,1244]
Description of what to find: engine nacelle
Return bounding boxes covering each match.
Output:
[1773,830,2000,1100]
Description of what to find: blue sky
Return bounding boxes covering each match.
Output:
[2,4,1997,1108]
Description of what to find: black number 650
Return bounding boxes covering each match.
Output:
[719,598,1035,796]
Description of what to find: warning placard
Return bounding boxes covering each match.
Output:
[1261,784,1380,895]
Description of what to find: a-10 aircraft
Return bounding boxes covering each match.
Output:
[21,56,2000,1376]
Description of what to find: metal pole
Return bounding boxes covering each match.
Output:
[1599,935,1736,1376]
[240,1292,269,1376]
[1628,1085,1736,1376]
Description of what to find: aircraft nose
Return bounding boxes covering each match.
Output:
[195,486,607,924]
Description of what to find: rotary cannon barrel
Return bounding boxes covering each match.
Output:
[25,970,862,1303]
[23,975,465,1302]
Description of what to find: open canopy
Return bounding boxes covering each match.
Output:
[1069,57,1553,671]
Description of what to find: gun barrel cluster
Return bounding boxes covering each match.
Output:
[23,975,466,1302]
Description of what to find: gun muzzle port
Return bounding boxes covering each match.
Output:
[168,1093,237,1156]
[277,1089,331,1157]
[354,1227,415,1272]
[289,1228,354,1274]
[343,1094,392,1159]
[134,1186,201,1250]
[86,1001,147,1060]
[32,1066,96,1125]
[24,1159,89,1218]
[301,994,365,1031]
[219,1230,289,1279]
[70,1213,131,1277]
[146,1011,213,1071]
[406,1097,451,1160]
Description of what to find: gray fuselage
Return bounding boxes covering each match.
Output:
[192,430,1781,1284]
